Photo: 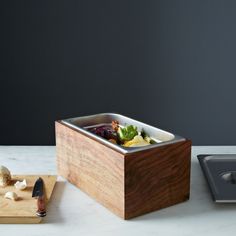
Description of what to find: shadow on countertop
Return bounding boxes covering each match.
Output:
[44,180,66,224]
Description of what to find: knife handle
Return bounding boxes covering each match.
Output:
[36,196,46,217]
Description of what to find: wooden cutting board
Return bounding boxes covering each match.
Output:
[0,175,57,224]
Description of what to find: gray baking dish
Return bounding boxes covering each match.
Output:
[61,113,185,154]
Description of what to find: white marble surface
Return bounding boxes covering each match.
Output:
[0,146,236,236]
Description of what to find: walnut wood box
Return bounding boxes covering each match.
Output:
[55,113,191,219]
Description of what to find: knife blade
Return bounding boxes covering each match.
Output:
[32,177,46,217]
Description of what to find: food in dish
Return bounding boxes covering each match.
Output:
[87,120,156,147]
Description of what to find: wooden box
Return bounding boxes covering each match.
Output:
[55,113,191,219]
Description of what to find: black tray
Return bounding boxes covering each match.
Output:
[198,154,236,203]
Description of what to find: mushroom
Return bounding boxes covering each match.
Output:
[4,191,18,201]
[14,179,27,190]
[0,165,11,187]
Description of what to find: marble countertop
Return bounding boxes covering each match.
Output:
[0,146,236,236]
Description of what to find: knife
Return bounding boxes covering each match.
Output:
[32,177,46,217]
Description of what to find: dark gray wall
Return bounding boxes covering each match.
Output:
[1,0,236,145]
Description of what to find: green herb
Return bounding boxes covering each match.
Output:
[141,130,147,139]
[118,125,138,142]
[141,129,156,144]
[149,139,157,144]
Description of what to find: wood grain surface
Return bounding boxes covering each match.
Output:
[56,122,125,218]
[125,140,191,219]
[0,175,57,223]
[56,121,191,219]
